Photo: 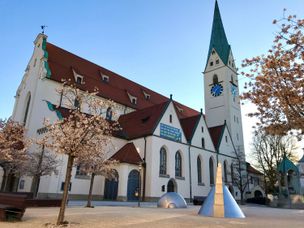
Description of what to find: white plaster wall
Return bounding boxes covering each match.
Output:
[146,136,189,199]
[191,116,215,151]
[190,147,217,197]
[218,127,236,158]
[153,102,187,144]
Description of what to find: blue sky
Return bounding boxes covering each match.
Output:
[1,0,304,157]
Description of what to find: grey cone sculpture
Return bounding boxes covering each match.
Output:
[198,164,245,218]
[157,192,187,208]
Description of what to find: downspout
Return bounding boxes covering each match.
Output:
[142,137,147,201]
[188,144,192,202]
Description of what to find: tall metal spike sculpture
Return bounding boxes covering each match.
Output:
[198,164,245,218]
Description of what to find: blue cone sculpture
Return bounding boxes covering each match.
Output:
[198,164,245,218]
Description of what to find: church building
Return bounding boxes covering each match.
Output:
[9,1,249,201]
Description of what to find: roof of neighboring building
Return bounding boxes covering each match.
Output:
[206,0,231,67]
[110,143,143,165]
[246,163,263,176]
[277,155,299,174]
[208,124,225,149]
[180,115,201,142]
[45,42,198,119]
[118,101,169,140]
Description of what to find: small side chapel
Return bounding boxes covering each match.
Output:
[1,1,259,202]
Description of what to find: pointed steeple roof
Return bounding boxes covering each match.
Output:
[206,0,231,66]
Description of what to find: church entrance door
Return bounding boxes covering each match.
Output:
[103,170,119,200]
[127,170,139,201]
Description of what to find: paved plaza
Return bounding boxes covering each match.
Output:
[0,202,303,227]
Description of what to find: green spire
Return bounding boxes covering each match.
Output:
[207,0,231,66]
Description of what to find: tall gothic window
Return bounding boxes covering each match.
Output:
[159,147,167,175]
[213,74,218,84]
[197,156,202,183]
[231,163,234,183]
[209,157,214,185]
[224,161,228,183]
[175,151,182,177]
[23,93,31,125]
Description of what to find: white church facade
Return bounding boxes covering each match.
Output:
[8,1,251,201]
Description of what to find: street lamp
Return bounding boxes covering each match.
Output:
[138,162,142,207]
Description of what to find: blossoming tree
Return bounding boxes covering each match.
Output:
[0,119,28,191]
[241,12,304,136]
[43,83,119,225]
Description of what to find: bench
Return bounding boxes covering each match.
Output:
[0,193,27,221]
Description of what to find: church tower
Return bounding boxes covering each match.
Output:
[204,1,245,155]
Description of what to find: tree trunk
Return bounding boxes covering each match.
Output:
[57,155,74,225]
[86,173,95,208]
[30,175,39,198]
[0,168,7,191]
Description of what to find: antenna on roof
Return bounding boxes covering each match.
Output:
[200,108,203,114]
[170,94,173,100]
[41,25,48,34]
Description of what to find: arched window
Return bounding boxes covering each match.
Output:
[23,93,31,125]
[159,147,167,175]
[224,161,228,183]
[209,157,214,185]
[106,107,112,120]
[213,74,218,84]
[197,156,202,183]
[231,163,234,183]
[175,151,182,177]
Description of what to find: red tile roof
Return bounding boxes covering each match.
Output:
[208,125,225,149]
[246,163,263,176]
[118,101,169,140]
[46,42,198,118]
[111,143,143,165]
[180,115,201,142]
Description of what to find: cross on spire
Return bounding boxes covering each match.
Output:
[41,25,47,34]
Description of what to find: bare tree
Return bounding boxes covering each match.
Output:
[0,119,29,192]
[231,147,248,205]
[22,138,59,198]
[251,130,298,194]
[44,83,119,225]
[78,154,118,208]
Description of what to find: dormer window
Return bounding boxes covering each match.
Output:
[210,61,214,66]
[131,98,137,105]
[216,59,219,64]
[142,90,151,100]
[127,92,137,105]
[176,106,183,113]
[76,76,82,84]
[102,75,109,83]
[72,69,84,85]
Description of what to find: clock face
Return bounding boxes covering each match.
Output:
[210,84,223,97]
